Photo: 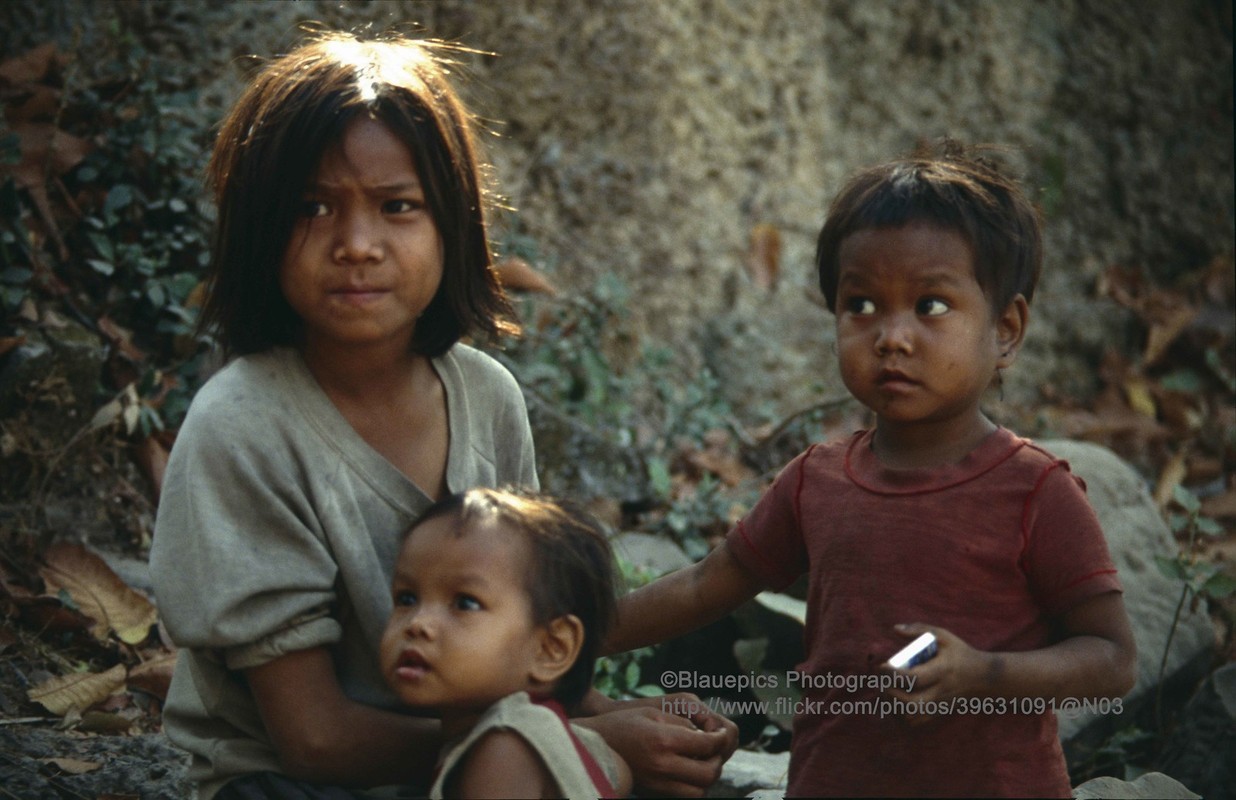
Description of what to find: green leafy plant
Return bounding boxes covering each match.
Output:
[594,558,664,700]
[1152,484,1234,729]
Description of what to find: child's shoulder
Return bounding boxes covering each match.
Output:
[437,342,521,391]
[185,348,303,417]
[1002,430,1073,471]
[987,430,1095,500]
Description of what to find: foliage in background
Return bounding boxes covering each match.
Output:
[1,25,214,504]
[592,559,664,701]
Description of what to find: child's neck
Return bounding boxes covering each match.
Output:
[871,414,997,470]
[301,339,428,402]
[438,689,556,741]
[439,707,486,741]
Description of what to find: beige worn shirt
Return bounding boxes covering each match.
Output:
[150,345,538,799]
[431,692,622,800]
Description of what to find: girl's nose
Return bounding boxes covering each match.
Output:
[333,210,382,264]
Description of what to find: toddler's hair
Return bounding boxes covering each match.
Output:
[816,139,1042,315]
[199,32,517,357]
[408,488,617,710]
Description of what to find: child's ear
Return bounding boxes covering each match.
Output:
[995,294,1029,368]
[530,615,585,686]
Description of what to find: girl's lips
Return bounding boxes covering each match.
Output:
[329,287,387,307]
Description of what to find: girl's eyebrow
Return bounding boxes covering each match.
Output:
[307,178,424,194]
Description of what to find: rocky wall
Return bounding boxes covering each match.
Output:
[4,0,1232,418]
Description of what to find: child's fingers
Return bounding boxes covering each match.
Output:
[893,621,931,637]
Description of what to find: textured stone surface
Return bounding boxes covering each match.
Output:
[4,0,1229,420]
[1040,440,1216,741]
[1072,771,1201,800]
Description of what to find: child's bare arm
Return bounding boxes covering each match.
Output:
[606,541,766,655]
[887,590,1136,708]
[247,648,440,786]
[445,730,565,798]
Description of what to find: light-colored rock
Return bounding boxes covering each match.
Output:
[1039,440,1215,740]
[12,1,1229,423]
[1072,771,1200,800]
[709,749,789,798]
[611,531,692,579]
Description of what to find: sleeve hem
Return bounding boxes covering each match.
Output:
[224,615,342,670]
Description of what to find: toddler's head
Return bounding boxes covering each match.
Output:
[381,488,616,713]
[200,32,513,357]
[816,140,1042,316]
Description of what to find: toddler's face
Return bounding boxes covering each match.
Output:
[834,223,1009,432]
[380,513,549,716]
[279,116,444,356]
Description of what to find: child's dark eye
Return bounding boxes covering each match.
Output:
[454,594,482,612]
[917,298,949,316]
[299,200,330,218]
[384,198,423,214]
[393,590,418,607]
[845,297,876,315]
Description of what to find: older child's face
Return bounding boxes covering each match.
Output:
[380,513,551,719]
[280,117,444,356]
[835,223,1021,441]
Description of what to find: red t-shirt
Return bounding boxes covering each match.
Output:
[727,428,1121,798]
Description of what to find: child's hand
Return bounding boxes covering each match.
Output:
[882,622,990,725]
[577,692,738,797]
[613,691,739,748]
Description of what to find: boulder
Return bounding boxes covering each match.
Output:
[1072,771,1200,800]
[709,749,789,798]
[611,530,693,578]
[1039,440,1216,742]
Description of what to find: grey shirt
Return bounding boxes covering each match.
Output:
[150,345,537,799]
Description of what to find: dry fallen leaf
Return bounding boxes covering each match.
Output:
[1153,449,1189,510]
[38,757,102,775]
[1201,490,1236,523]
[0,43,61,86]
[27,664,127,716]
[1122,376,1157,418]
[39,542,157,645]
[97,315,148,364]
[0,122,90,260]
[2,122,93,189]
[0,335,26,358]
[78,709,137,733]
[1142,289,1198,366]
[127,651,178,701]
[745,223,781,291]
[494,256,558,295]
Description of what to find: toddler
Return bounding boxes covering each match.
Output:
[380,488,633,799]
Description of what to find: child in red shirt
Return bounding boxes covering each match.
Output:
[606,141,1136,797]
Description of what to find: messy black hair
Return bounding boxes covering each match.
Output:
[199,32,517,357]
[816,139,1042,316]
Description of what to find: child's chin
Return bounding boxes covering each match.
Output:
[393,690,438,709]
